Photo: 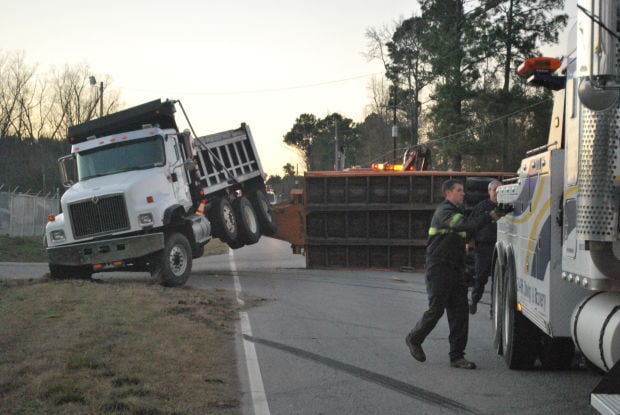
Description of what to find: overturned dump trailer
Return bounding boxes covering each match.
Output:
[272,169,512,270]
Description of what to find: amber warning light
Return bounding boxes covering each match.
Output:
[371,163,410,171]
[516,57,562,78]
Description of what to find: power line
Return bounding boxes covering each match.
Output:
[360,97,551,166]
[122,73,384,96]
[423,98,551,147]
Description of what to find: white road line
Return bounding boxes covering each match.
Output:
[229,249,270,415]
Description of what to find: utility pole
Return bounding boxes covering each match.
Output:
[392,87,398,162]
[333,121,339,170]
[89,76,104,117]
[99,81,103,117]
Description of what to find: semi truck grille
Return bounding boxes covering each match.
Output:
[69,194,130,239]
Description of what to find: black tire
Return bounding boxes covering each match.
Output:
[502,263,539,370]
[538,336,575,370]
[227,239,245,249]
[233,196,261,245]
[209,198,238,243]
[49,264,93,280]
[249,189,277,236]
[150,233,192,287]
[492,259,504,355]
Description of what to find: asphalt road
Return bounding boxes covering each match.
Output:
[0,238,601,415]
[190,238,600,415]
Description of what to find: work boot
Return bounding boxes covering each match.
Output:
[405,334,426,362]
[450,358,477,369]
[468,300,477,315]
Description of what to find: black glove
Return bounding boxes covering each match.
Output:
[489,204,513,221]
[497,204,514,214]
[489,209,505,221]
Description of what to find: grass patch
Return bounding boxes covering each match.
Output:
[0,235,47,262]
[0,236,229,263]
[0,279,240,414]
[203,238,228,256]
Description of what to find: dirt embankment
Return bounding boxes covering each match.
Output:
[0,279,240,415]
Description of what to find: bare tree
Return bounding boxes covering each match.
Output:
[364,25,396,124]
[0,51,37,138]
[0,52,123,140]
[365,75,391,121]
[46,63,121,139]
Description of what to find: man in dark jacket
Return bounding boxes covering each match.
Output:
[468,180,501,316]
[405,179,506,369]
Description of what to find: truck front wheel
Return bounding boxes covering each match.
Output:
[502,264,539,370]
[492,259,504,355]
[49,264,93,280]
[151,233,192,287]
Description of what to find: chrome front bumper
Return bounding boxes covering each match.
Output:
[47,233,164,266]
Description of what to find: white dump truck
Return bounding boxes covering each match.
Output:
[45,99,276,286]
[491,1,619,413]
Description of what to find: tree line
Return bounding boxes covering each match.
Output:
[0,51,121,193]
[282,0,567,174]
[2,0,568,193]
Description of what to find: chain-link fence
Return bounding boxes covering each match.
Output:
[0,189,60,237]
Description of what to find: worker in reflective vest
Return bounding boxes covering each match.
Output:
[405,179,508,369]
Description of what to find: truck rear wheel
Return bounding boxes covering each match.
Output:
[502,264,539,370]
[210,198,238,243]
[151,233,192,287]
[249,189,277,236]
[227,239,245,249]
[49,264,93,280]
[234,196,261,245]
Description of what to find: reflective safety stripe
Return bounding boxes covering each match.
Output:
[449,213,464,227]
[428,227,466,239]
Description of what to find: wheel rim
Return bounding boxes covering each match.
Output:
[243,204,259,234]
[223,204,236,234]
[169,244,188,276]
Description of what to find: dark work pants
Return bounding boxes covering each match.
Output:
[471,243,494,305]
[409,262,469,361]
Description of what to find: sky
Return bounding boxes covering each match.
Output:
[1,0,419,176]
[1,0,576,177]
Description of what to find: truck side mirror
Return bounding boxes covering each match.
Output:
[58,155,76,188]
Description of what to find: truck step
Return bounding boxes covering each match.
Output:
[591,360,620,415]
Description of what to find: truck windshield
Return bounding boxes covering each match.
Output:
[76,136,165,181]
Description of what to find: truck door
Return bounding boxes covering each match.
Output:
[166,135,192,208]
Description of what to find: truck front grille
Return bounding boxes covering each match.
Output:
[69,194,130,239]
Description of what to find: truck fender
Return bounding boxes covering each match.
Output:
[163,204,186,226]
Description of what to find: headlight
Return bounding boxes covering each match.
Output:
[138,213,154,226]
[50,230,66,242]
